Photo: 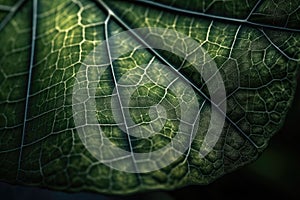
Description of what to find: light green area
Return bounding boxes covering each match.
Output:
[0,0,299,195]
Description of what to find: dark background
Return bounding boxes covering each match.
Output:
[0,76,299,199]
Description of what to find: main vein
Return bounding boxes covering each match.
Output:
[135,0,300,33]
[103,14,141,175]
[17,0,38,178]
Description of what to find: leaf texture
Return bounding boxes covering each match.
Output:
[0,0,299,194]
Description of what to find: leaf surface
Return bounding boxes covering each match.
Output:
[0,0,299,194]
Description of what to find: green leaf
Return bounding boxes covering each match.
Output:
[0,0,299,195]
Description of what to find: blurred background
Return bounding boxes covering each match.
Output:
[0,75,299,199]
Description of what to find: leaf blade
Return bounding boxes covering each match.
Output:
[0,0,299,195]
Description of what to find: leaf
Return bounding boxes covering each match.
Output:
[0,0,299,195]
